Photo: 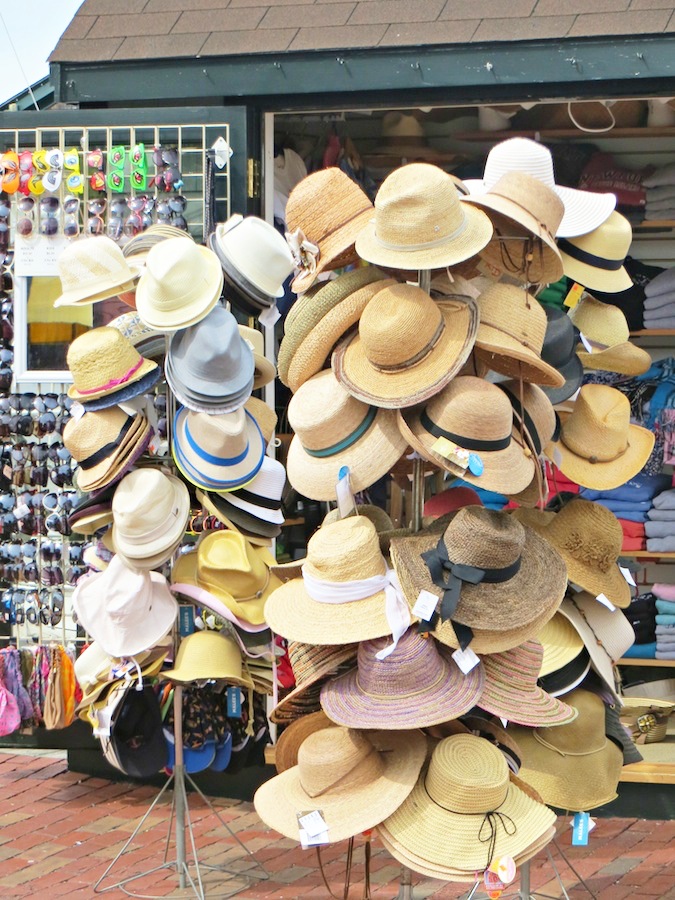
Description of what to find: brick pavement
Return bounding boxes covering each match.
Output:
[1,750,675,899]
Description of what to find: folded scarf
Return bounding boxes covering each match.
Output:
[656,650,675,659]
[652,490,675,510]
[656,599,675,615]
[652,583,675,601]
[619,520,646,537]
[621,641,656,658]
[647,509,675,522]
[644,265,675,296]
[642,315,675,330]
[655,614,675,625]
[646,536,675,552]
[645,521,675,538]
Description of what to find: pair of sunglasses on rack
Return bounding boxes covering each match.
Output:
[3,587,65,626]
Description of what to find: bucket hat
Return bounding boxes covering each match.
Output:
[355,162,492,271]
[135,238,223,331]
[462,171,564,284]
[165,305,255,414]
[474,284,565,387]
[463,137,616,238]
[332,283,478,409]
[274,711,333,773]
[253,725,426,844]
[112,468,190,561]
[198,455,286,531]
[73,555,178,658]
[173,406,265,492]
[570,295,651,375]
[285,168,374,293]
[545,384,654,491]
[270,642,358,725]
[558,211,632,293]
[67,326,160,404]
[239,324,276,389]
[161,631,253,688]
[538,307,584,405]
[506,688,623,811]
[320,627,484,729]
[54,236,140,307]
[378,734,556,875]
[536,613,585,678]
[286,370,408,502]
[397,376,535,495]
[391,507,567,653]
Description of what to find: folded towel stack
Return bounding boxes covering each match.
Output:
[581,474,671,548]
[643,266,675,329]
[649,586,675,658]
[644,165,675,221]
[646,486,675,552]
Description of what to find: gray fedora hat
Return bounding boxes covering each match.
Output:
[539,306,584,406]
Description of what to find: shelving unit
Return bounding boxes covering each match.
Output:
[618,658,675,667]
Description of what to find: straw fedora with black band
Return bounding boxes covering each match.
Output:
[55,235,140,307]
[333,282,478,409]
[569,294,651,376]
[112,468,190,562]
[67,326,160,405]
[558,211,633,294]
[355,162,493,271]
[538,306,584,405]
[545,384,654,491]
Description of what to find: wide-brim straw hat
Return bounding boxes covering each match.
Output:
[270,642,358,724]
[67,326,159,403]
[55,235,140,307]
[274,711,333,773]
[332,284,479,409]
[378,734,556,874]
[506,688,623,811]
[536,613,585,677]
[161,630,253,688]
[253,726,426,844]
[112,469,191,561]
[570,294,651,376]
[558,211,632,293]
[577,342,652,376]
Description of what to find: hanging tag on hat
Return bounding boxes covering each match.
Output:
[596,592,616,612]
[579,332,594,353]
[571,812,595,846]
[297,810,329,847]
[619,565,636,587]
[412,590,439,621]
[452,646,481,675]
[430,437,483,477]
[179,605,195,637]
[563,282,584,309]
[71,401,86,421]
[336,466,357,519]
[226,687,242,718]
[259,304,281,329]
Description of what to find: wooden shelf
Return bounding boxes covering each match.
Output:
[633,220,675,230]
[620,760,675,784]
[620,551,675,560]
[630,330,675,337]
[618,657,675,667]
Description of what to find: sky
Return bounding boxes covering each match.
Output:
[0,0,84,105]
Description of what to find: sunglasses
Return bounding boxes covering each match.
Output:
[39,196,60,236]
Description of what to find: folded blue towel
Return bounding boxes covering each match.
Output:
[656,599,675,615]
[622,642,657,658]
[646,521,675,538]
[653,490,675,510]
[646,537,675,552]
[655,624,675,634]
[580,474,671,503]
[656,650,675,659]
[656,614,675,626]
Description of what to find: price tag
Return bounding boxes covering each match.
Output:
[619,565,636,587]
[596,592,616,612]
[226,686,242,718]
[71,401,86,421]
[259,304,281,329]
[571,812,595,845]
[178,605,195,637]
[552,446,563,469]
[298,810,328,838]
[431,437,483,476]
[452,646,481,674]
[299,827,329,848]
[563,282,584,309]
[13,504,30,520]
[568,581,583,593]
[336,467,356,519]
[412,590,439,621]
[3,465,12,480]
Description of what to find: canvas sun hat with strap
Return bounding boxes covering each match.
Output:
[67,326,160,404]
[570,294,651,376]
[112,468,190,561]
[55,235,140,307]
[558,211,633,293]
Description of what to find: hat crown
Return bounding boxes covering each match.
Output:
[482,639,545,694]
[215,215,294,293]
[355,629,447,699]
[142,239,221,312]
[359,283,443,367]
[170,630,245,681]
[564,210,631,261]
[67,326,144,393]
[288,641,357,688]
[560,385,631,464]
[426,735,509,813]
[198,531,270,600]
[478,284,547,354]
[483,138,556,190]
[113,469,185,539]
[547,498,623,571]
[185,408,248,459]
[542,307,576,367]
[304,517,386,583]
[64,406,132,462]
[298,727,384,798]
[289,370,375,453]
[442,506,526,571]
[245,397,278,445]
[170,305,254,388]
[485,171,564,236]
[286,167,372,248]
[425,376,514,450]
[104,555,153,619]
[569,296,629,346]
[58,235,136,292]
[532,688,605,754]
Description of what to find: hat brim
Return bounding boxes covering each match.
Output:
[203,487,283,529]
[332,298,479,409]
[165,362,254,415]
[576,342,652,376]
[253,353,277,390]
[560,248,631,293]
[475,325,565,389]
[68,357,159,404]
[478,664,578,727]
[74,414,150,493]
[536,613,586,677]
[69,508,115,535]
[112,473,190,560]
[271,647,358,723]
[291,206,374,294]
[171,582,270,633]
[274,712,333,774]
[80,367,162,412]
[210,232,283,303]
[197,490,278,544]
[54,274,139,308]
[540,353,584,405]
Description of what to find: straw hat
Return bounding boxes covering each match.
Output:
[135,238,224,331]
[112,468,190,561]
[536,613,585,677]
[462,171,564,284]
[506,688,624,811]
[322,503,393,533]
[73,555,177,658]
[173,406,265,492]
[474,284,565,388]
[320,627,484,729]
[54,236,140,307]
[253,725,426,843]
[265,516,410,644]
[463,137,616,238]
[76,650,168,720]
[162,630,253,688]
[274,711,333,773]
[372,112,441,160]
[539,306,584,405]
[286,370,408,502]
[499,380,558,471]
[378,734,556,874]
[67,326,159,404]
[537,647,591,699]
[170,530,281,627]
[546,384,654,491]
[570,295,651,376]
[244,397,277,446]
[332,283,478,408]
[558,211,632,293]
[239,324,276,389]
[478,639,577,726]
[270,642,358,725]
[355,162,492,271]
[397,376,536,495]
[286,168,374,293]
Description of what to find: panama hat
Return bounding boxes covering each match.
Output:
[270,642,358,725]
[320,627,484,729]
[238,324,276,389]
[462,171,564,284]
[558,211,632,293]
[286,370,408,502]
[198,455,286,533]
[539,306,584,405]
[545,384,654,491]
[355,162,492,271]
[391,507,566,640]
[378,734,556,875]
[474,284,565,388]
[274,711,333,773]
[112,468,190,561]
[120,224,194,308]
[506,688,623,811]
[286,168,374,293]
[253,725,426,844]
[54,236,140,307]
[536,613,586,678]
[570,295,651,376]
[463,137,616,238]
[67,326,159,404]
[135,238,223,331]
[397,376,535,495]
[161,630,253,688]
[332,283,478,409]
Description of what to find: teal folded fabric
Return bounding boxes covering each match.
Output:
[656,599,675,615]
[622,642,656,658]
[655,614,675,626]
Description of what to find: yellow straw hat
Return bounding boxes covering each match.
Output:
[558,211,633,294]
[570,295,651,376]
[67,326,159,403]
[536,613,586,677]
[161,630,253,688]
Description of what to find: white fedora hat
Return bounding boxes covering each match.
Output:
[112,468,191,561]
[55,236,140,307]
[211,214,294,301]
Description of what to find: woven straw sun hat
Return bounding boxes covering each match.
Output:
[558,211,632,293]
[332,282,479,409]
[391,507,567,655]
[378,734,556,875]
[397,376,535,495]
[473,284,565,388]
[506,688,623,811]
[243,397,277,446]
[463,137,616,238]
[286,370,408,502]
[285,167,374,294]
[499,379,558,464]
[112,468,190,561]
[274,711,333,774]
[539,306,585,405]
[135,238,223,331]
[355,162,492,270]
[67,326,159,404]
[536,613,585,678]
[270,642,358,725]
[161,630,253,688]
[54,236,140,307]
[320,627,484,729]
[570,295,651,376]
[253,725,426,844]
[546,384,654,491]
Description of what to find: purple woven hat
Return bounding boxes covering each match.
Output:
[320,627,485,729]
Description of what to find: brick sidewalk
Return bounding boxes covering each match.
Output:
[1,751,674,899]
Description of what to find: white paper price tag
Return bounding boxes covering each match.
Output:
[298,810,328,838]
[568,581,584,593]
[452,646,481,674]
[13,504,31,520]
[259,304,281,329]
[412,590,438,621]
[619,565,636,587]
[553,447,563,469]
[71,401,86,421]
[596,592,616,612]
[335,467,356,519]
[299,828,329,849]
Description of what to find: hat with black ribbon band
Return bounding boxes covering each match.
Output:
[419,410,511,452]
[78,416,135,470]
